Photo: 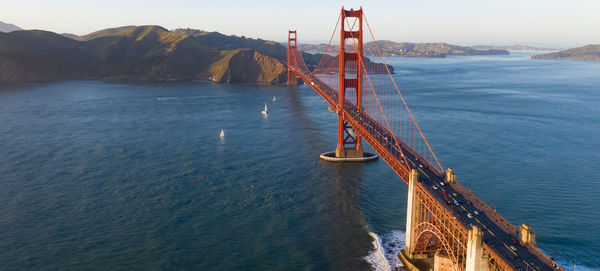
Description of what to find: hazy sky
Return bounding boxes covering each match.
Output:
[1,0,599,47]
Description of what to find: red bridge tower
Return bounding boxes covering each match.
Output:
[336,7,364,158]
[287,30,298,84]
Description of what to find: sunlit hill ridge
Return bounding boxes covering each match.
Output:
[0,25,289,83]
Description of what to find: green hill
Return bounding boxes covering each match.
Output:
[0,26,288,83]
[531,45,600,61]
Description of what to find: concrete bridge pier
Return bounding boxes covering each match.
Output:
[404,169,418,258]
[466,226,489,271]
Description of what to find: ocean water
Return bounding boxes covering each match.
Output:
[0,52,599,270]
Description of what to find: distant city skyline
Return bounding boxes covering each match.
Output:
[1,0,599,48]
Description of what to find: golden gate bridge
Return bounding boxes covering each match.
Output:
[287,7,563,271]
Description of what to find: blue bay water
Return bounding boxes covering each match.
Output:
[0,53,598,270]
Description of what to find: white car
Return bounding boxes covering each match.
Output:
[440,181,445,186]
[474,210,479,215]
[433,185,438,190]
[509,245,517,251]
[452,192,457,197]
[419,164,423,168]
[467,213,473,219]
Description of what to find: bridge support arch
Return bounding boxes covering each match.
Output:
[404,168,493,271]
[404,168,470,271]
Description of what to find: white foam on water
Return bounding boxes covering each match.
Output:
[362,233,598,271]
[556,261,598,271]
[364,230,406,271]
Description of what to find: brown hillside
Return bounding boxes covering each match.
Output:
[0,26,288,83]
[209,49,287,83]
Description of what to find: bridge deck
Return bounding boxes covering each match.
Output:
[292,68,561,271]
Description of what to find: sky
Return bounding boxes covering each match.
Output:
[1,0,599,48]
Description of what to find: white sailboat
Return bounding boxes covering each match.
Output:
[261,103,269,115]
[272,96,277,102]
[219,129,225,139]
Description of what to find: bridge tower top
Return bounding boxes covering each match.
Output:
[338,7,363,110]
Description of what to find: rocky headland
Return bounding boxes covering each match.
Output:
[531,45,600,61]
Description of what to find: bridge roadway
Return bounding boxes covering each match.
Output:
[291,68,560,271]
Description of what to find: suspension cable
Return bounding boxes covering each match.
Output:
[362,11,444,172]
[343,15,412,168]
[310,12,341,75]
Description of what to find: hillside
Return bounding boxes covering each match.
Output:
[208,49,287,83]
[0,25,395,83]
[299,41,509,57]
[0,20,22,32]
[0,26,288,83]
[174,29,287,63]
[531,44,600,61]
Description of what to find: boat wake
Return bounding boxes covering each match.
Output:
[365,230,406,271]
[156,95,232,101]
